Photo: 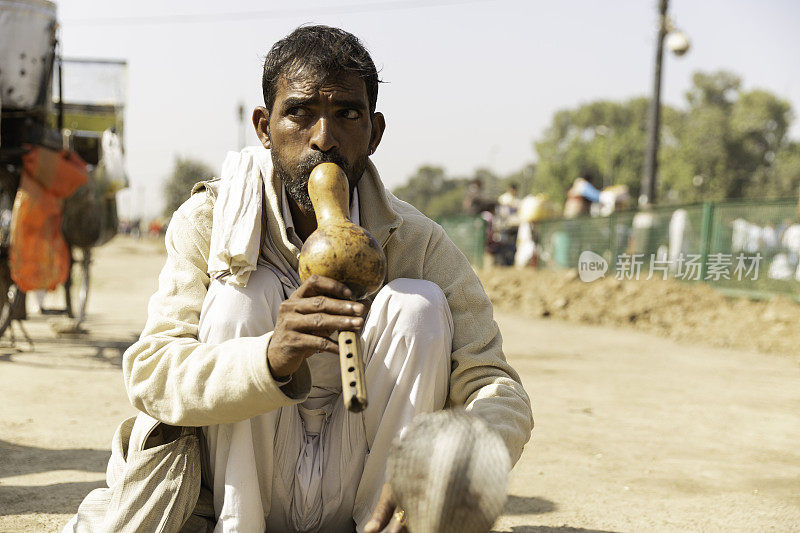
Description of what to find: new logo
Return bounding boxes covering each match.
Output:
[578,251,608,282]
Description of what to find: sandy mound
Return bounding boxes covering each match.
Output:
[479,267,800,357]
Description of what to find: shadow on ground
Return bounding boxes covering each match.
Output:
[0,480,104,515]
[0,333,138,369]
[0,440,109,516]
[0,440,108,478]
[503,494,557,515]
[495,496,620,533]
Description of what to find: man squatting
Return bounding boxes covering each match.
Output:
[76,25,532,532]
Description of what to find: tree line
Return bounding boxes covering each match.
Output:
[396,70,800,219]
[161,69,800,220]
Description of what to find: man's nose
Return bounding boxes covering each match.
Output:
[309,117,339,153]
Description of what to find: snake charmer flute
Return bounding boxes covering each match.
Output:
[298,162,387,413]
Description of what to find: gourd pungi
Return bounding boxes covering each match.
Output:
[298,162,387,412]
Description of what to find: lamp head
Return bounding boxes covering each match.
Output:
[666,30,690,56]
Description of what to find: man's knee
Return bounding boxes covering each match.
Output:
[373,278,453,346]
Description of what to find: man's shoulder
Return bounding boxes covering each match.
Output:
[382,192,460,270]
[385,191,442,236]
[190,178,221,199]
[169,179,218,241]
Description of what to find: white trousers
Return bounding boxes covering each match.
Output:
[198,267,453,533]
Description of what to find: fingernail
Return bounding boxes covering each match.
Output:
[343,287,353,298]
[364,520,379,532]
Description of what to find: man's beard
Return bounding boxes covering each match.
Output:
[271,149,368,214]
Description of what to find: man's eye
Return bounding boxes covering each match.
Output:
[287,106,309,117]
[341,109,361,120]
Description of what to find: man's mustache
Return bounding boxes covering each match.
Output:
[295,151,350,179]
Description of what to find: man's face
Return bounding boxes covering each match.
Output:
[255,71,385,213]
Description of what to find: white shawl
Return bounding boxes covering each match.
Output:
[207,146,272,286]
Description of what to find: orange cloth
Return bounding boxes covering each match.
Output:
[9,174,71,292]
[22,145,88,198]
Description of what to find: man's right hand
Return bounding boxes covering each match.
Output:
[267,274,367,379]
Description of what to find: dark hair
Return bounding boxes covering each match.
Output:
[262,25,380,113]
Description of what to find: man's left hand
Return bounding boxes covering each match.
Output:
[364,482,408,533]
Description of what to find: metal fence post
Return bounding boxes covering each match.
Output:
[608,213,616,274]
[699,201,714,281]
[477,216,486,265]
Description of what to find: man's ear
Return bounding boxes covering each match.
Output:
[253,106,271,149]
[368,112,386,155]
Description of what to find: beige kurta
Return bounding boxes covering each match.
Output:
[122,151,533,468]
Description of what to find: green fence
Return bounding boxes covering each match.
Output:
[438,215,486,266]
[440,198,800,300]
[702,199,800,298]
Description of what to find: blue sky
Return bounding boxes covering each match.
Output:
[55,0,800,219]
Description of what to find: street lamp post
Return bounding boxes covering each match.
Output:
[640,0,689,207]
[237,101,246,150]
[595,125,612,189]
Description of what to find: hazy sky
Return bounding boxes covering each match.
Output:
[54,0,800,219]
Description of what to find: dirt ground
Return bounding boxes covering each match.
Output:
[480,267,800,358]
[1,237,798,532]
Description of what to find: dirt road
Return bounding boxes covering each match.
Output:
[1,238,798,532]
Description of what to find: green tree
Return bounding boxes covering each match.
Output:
[392,165,470,219]
[393,70,798,218]
[534,70,798,204]
[162,157,215,217]
[660,71,795,201]
[502,163,536,196]
[770,142,800,197]
[533,98,682,203]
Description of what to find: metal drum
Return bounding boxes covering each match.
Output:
[0,0,57,109]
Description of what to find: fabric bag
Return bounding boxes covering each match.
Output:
[9,174,71,292]
[10,145,89,292]
[63,414,214,533]
[21,145,88,199]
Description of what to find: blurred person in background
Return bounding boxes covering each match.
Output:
[491,183,521,266]
[497,182,520,213]
[563,172,600,219]
[462,177,495,216]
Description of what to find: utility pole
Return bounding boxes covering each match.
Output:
[640,0,690,207]
[640,0,669,207]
